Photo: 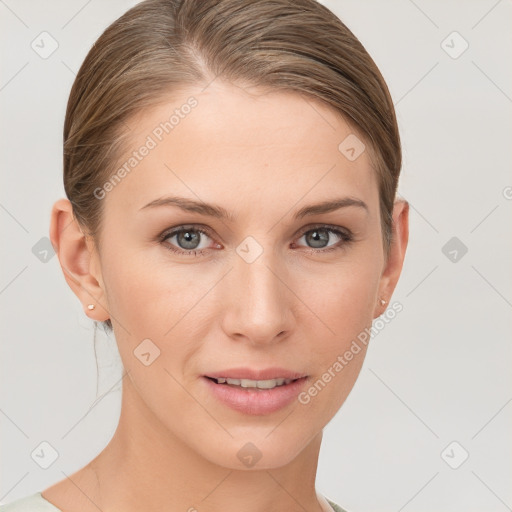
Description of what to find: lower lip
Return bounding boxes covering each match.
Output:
[203,376,308,415]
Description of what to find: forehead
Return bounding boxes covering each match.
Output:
[105,80,378,215]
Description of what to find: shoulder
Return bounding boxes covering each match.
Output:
[0,493,62,512]
[325,497,351,512]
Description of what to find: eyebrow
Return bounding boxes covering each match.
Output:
[139,195,368,221]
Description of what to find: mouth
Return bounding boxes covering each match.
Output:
[202,374,309,415]
[205,375,301,390]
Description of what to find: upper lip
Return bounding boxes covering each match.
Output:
[205,367,307,381]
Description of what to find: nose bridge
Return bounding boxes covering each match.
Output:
[221,237,292,343]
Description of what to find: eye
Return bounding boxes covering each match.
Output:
[160,226,219,256]
[293,225,353,253]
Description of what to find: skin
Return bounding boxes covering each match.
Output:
[46,80,408,512]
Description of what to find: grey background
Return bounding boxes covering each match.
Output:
[1,1,511,511]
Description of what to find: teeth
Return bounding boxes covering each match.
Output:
[214,377,294,389]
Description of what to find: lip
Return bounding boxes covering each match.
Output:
[203,374,309,415]
[204,367,307,381]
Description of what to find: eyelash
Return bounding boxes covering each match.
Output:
[158,224,354,257]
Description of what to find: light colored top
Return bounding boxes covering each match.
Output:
[0,494,61,512]
[0,492,349,512]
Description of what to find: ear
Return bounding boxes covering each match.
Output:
[373,198,409,318]
[49,198,110,322]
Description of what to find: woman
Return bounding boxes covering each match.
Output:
[1,0,408,511]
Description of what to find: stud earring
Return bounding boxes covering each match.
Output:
[379,298,387,306]
[87,304,96,310]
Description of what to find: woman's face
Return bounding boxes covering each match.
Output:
[82,81,405,469]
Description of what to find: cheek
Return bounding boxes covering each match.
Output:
[101,256,159,330]
[100,251,223,380]
[295,259,379,417]
[101,249,202,331]
[306,259,381,342]
[99,254,203,383]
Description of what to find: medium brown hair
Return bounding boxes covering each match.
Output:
[63,0,402,332]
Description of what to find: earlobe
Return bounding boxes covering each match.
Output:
[49,198,110,321]
[373,198,409,319]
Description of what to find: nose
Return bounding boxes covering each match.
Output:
[220,244,294,346]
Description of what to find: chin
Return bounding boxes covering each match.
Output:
[195,426,319,471]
